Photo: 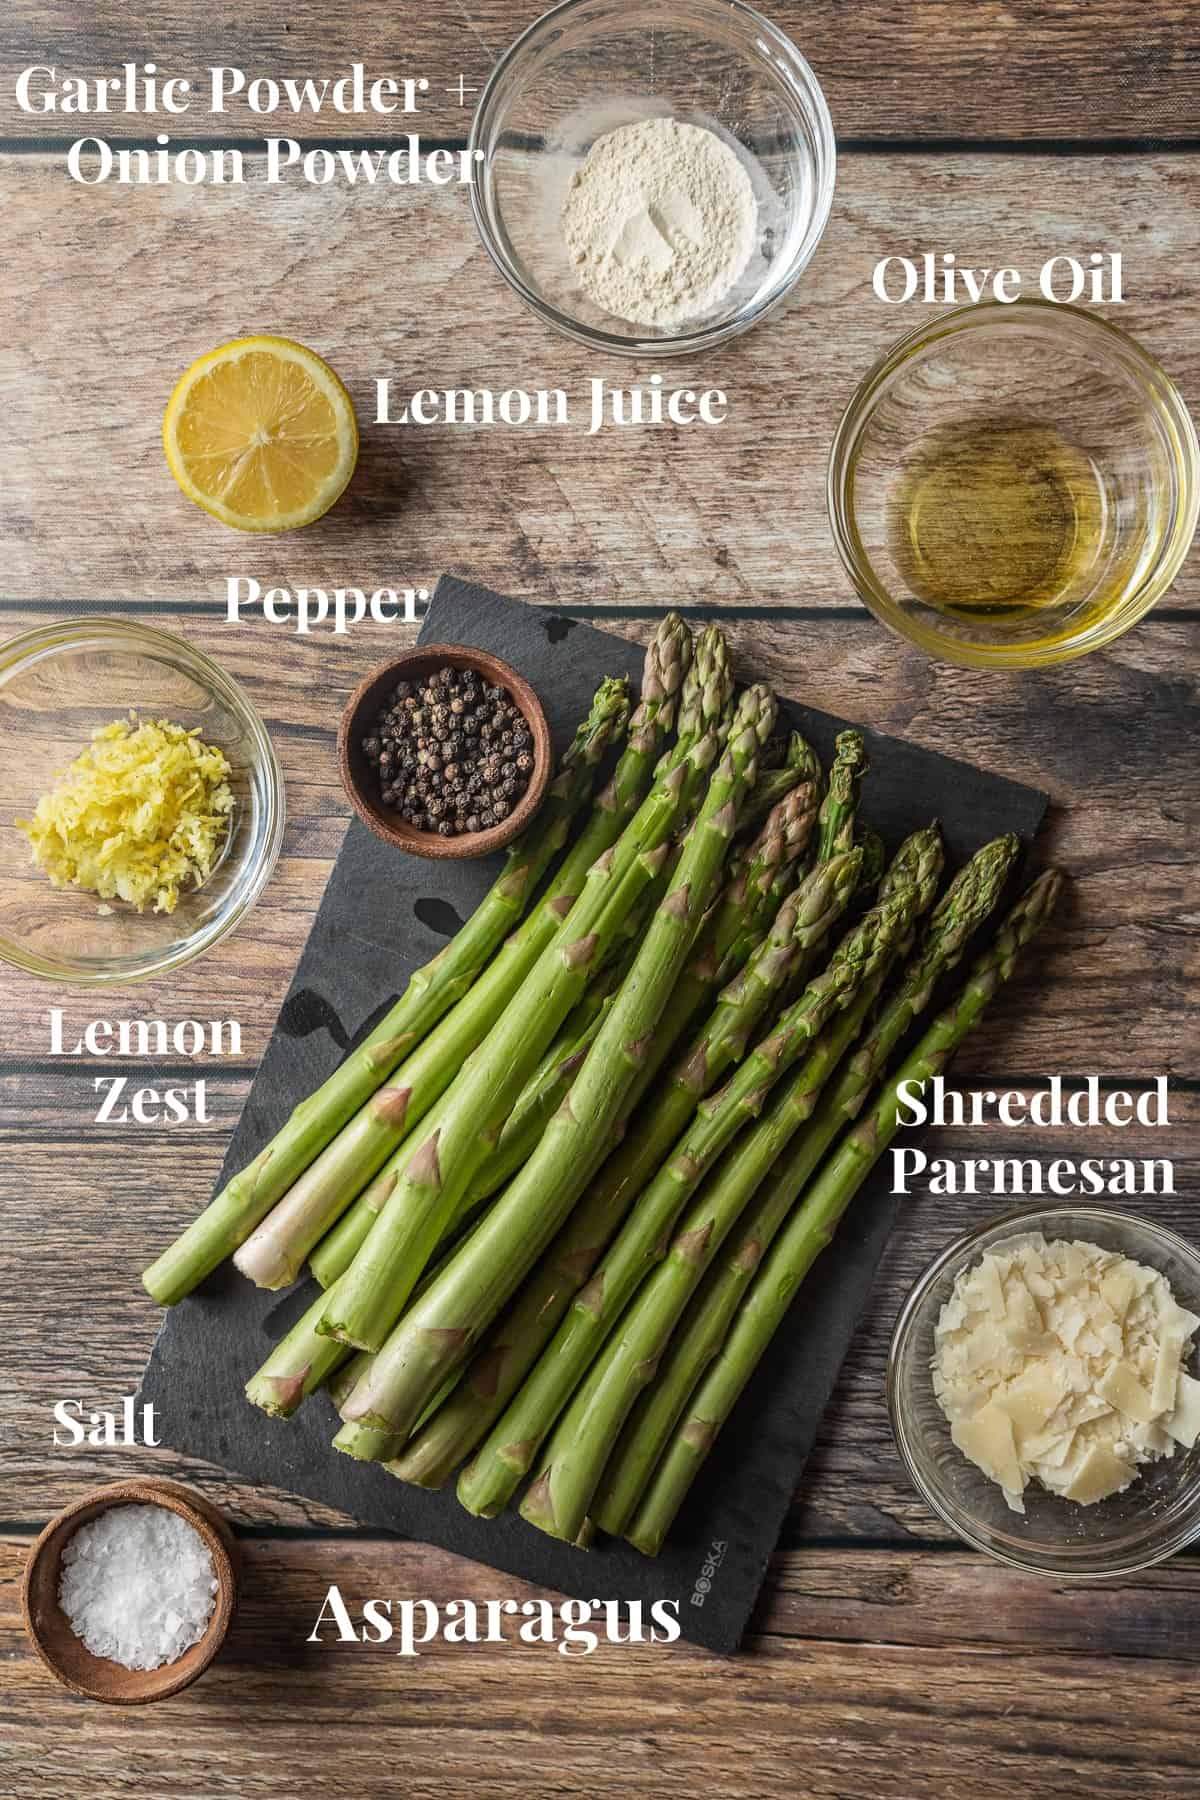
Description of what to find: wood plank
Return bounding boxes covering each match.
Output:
[1,1,1195,143]
[4,1536,1200,1799]
[0,606,1193,1076]
[1,153,1197,610]
[3,1093,1193,1538]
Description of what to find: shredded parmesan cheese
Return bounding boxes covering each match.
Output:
[933,1233,1200,1512]
[17,716,233,915]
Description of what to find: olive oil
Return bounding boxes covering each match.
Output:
[892,418,1111,627]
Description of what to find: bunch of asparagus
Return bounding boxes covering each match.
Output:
[142,615,1062,1556]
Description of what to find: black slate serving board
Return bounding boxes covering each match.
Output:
[140,577,1048,1653]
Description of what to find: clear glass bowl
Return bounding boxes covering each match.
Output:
[0,618,285,984]
[888,1206,1200,1577]
[470,0,836,356]
[828,301,1200,668]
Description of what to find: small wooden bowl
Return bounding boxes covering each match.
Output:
[21,1479,239,1705]
[338,644,552,861]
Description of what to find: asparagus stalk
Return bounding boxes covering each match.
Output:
[589,831,1017,1530]
[141,672,634,1306]
[815,730,868,862]
[342,684,778,1440]
[519,884,917,1542]
[877,823,944,907]
[595,980,895,1528]
[772,831,1023,1198]
[587,829,1004,1521]
[333,1419,404,1462]
[243,1278,355,1417]
[416,828,937,1493]
[733,733,822,836]
[322,671,734,1353]
[307,918,633,1290]
[386,754,812,1294]
[854,826,887,895]
[395,828,936,1493]
[460,879,911,1519]
[248,1194,501,1425]
[625,869,1064,1555]
[228,625,698,1295]
[321,831,675,1349]
[391,849,858,1491]
[327,1348,371,1414]
[315,782,806,1298]
[704,777,821,980]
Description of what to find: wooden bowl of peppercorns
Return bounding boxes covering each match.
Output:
[338,646,552,860]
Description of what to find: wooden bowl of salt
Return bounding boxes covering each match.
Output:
[21,1478,239,1704]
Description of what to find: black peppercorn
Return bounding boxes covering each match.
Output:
[361,662,535,838]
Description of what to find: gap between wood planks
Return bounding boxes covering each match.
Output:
[4,135,1200,155]
[1,597,1198,623]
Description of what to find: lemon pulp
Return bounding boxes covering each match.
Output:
[163,335,358,533]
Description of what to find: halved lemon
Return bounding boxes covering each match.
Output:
[163,335,358,532]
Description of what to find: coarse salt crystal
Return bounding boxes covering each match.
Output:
[58,1503,218,1671]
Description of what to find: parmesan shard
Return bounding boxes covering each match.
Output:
[952,1404,1026,1508]
[1152,1323,1187,1416]
[1166,1373,1200,1450]
[933,1234,1199,1511]
[1097,1362,1156,1425]
[1062,1442,1135,1505]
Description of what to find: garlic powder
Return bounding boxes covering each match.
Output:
[561,118,758,330]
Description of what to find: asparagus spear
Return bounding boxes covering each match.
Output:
[772,831,1024,1202]
[395,825,945,1486]
[519,884,917,1542]
[350,748,812,1307]
[312,632,730,1312]
[141,671,634,1306]
[733,732,822,836]
[322,674,734,1353]
[460,880,911,1519]
[625,869,1064,1555]
[325,972,622,1292]
[308,868,667,1291]
[321,832,673,1349]
[327,1348,371,1415]
[247,1189,502,1424]
[244,1278,355,1417]
[854,826,887,895]
[233,888,635,1296]
[876,823,944,907]
[342,684,778,1439]
[333,1419,404,1462]
[815,730,868,861]
[303,921,633,1295]
[227,625,699,1295]
[596,981,894,1528]
[587,834,994,1537]
[391,849,859,1491]
[591,832,1014,1528]
[704,777,822,981]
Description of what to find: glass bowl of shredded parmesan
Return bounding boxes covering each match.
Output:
[0,618,284,983]
[889,1207,1200,1576]
[470,0,836,355]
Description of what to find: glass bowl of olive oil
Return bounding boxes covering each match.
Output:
[828,300,1198,668]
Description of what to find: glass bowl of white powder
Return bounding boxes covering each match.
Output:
[888,1207,1200,1577]
[470,0,835,355]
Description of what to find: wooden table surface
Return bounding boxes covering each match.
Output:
[2,3,1198,1795]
